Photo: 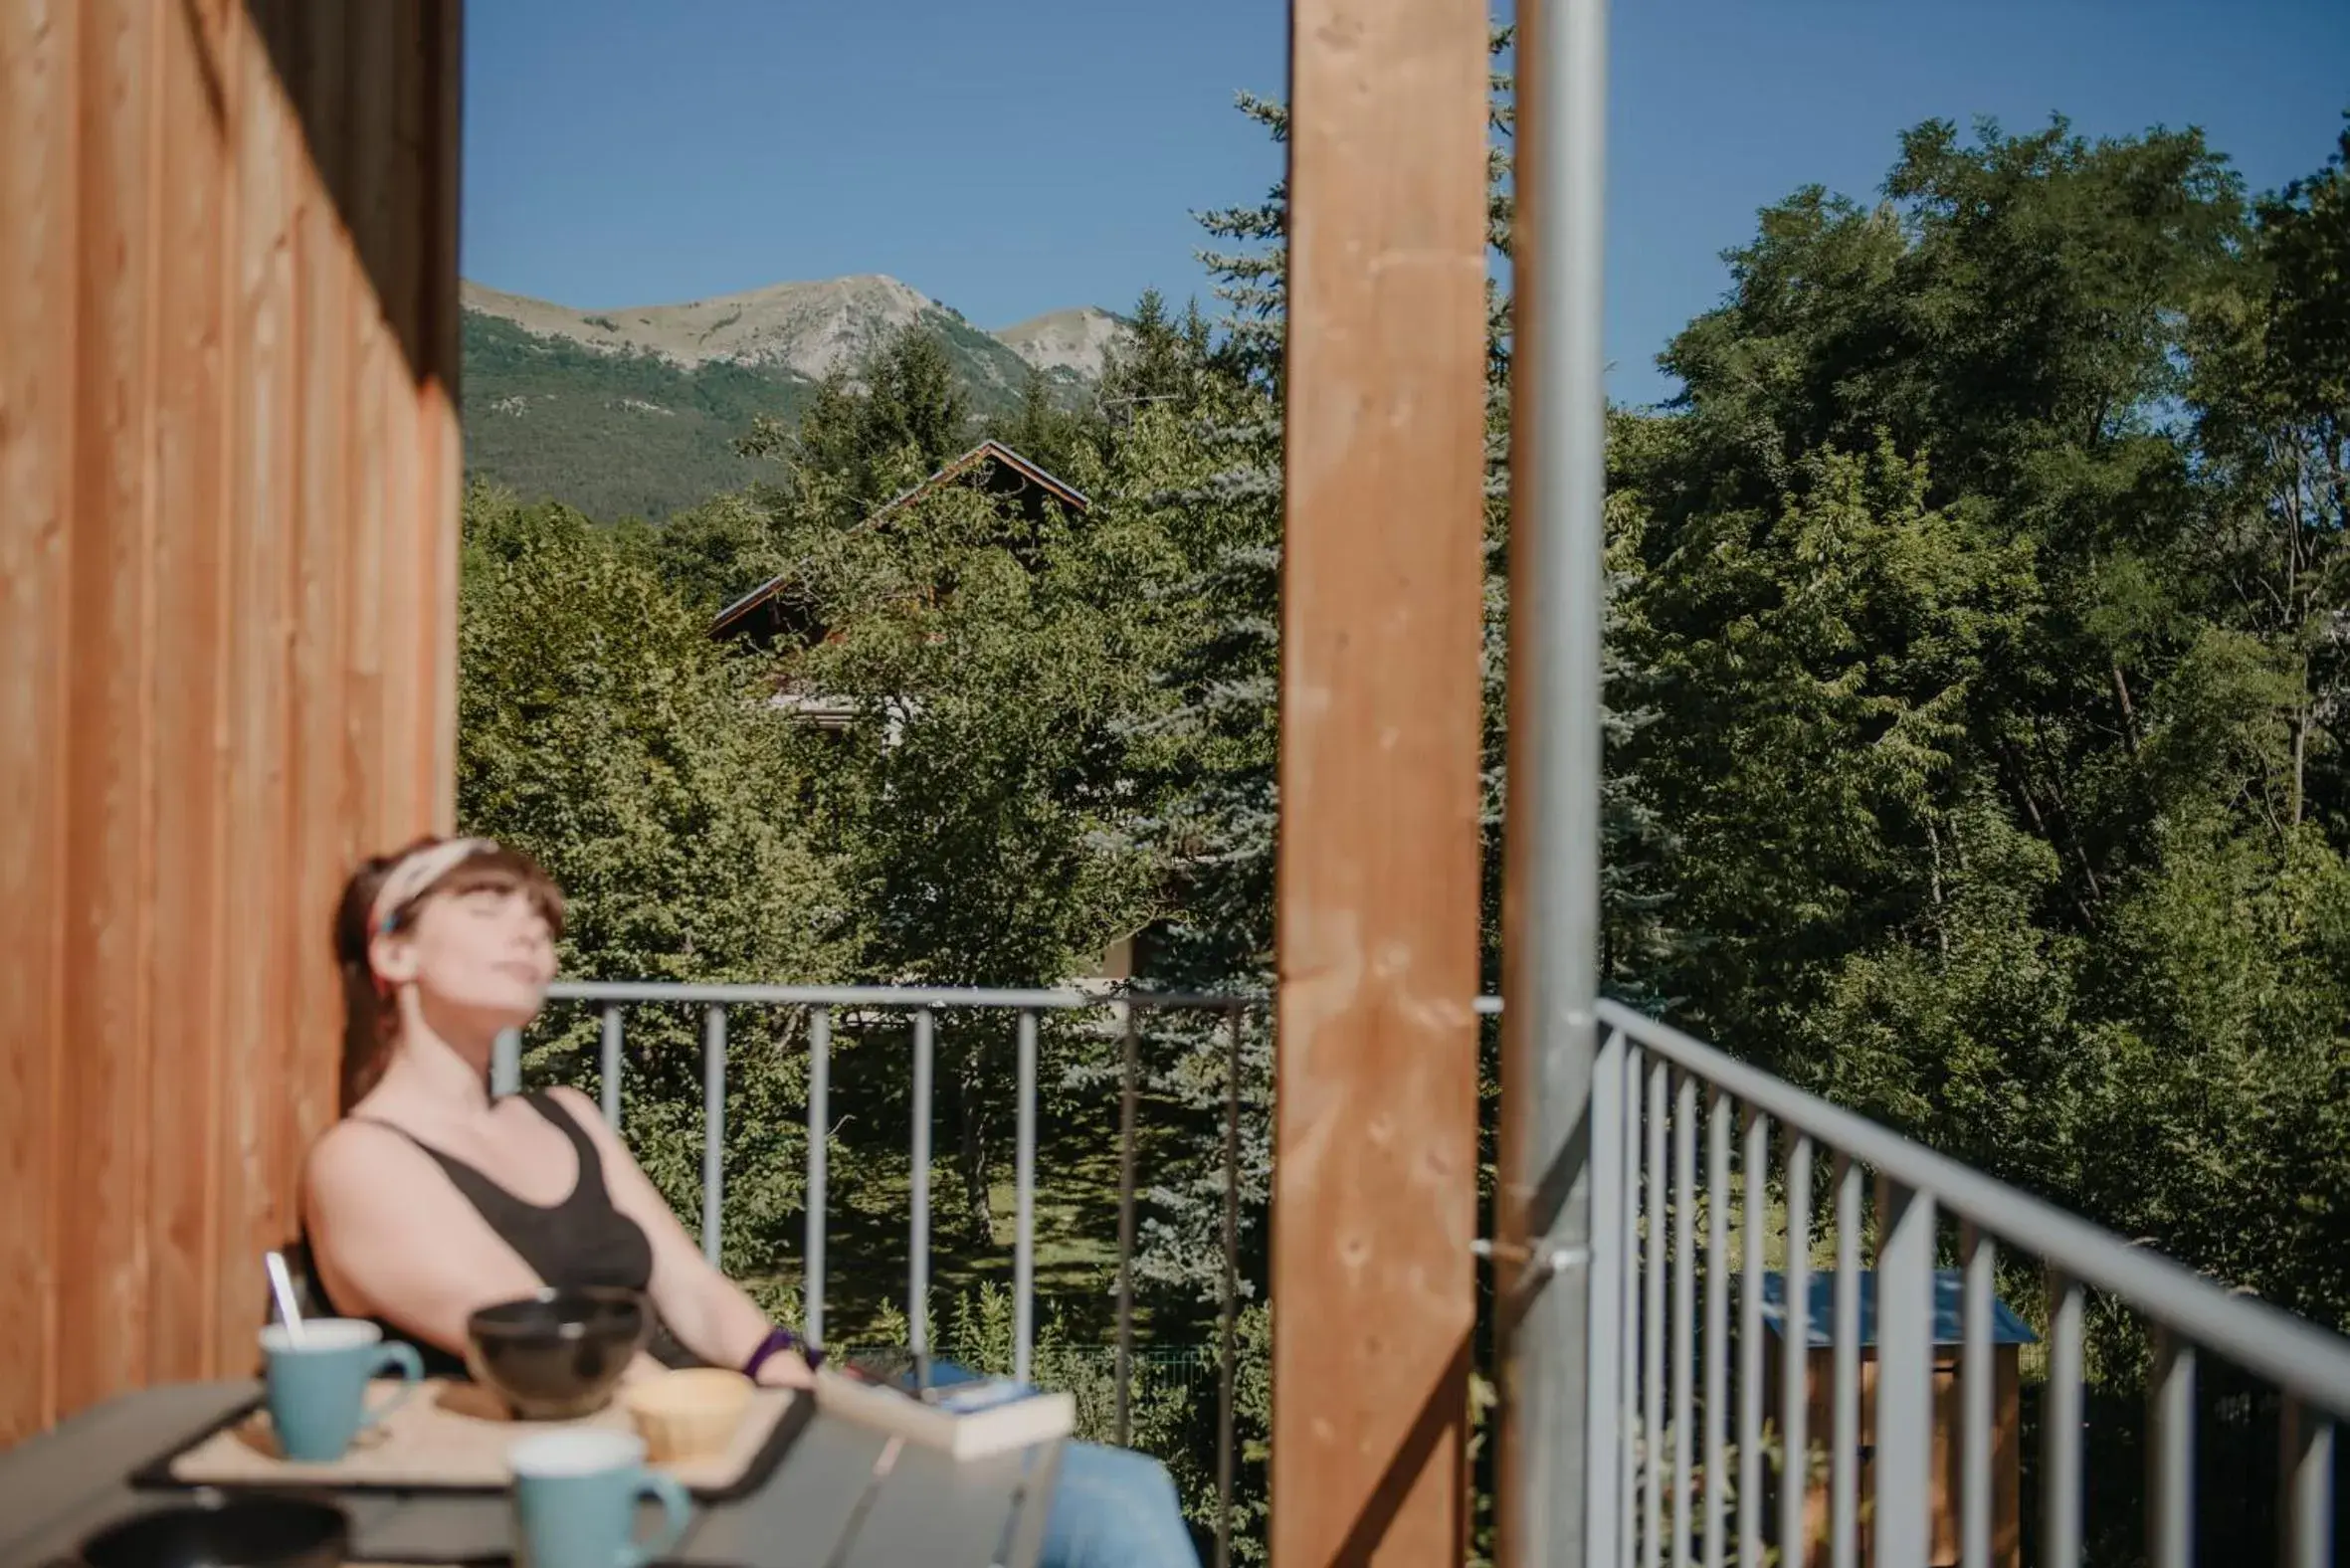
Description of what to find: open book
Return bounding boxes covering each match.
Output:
[813,1354,1076,1460]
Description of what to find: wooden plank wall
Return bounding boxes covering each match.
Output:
[1273,0,1491,1561]
[0,0,463,1446]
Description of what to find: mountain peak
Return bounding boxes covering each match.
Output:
[992,306,1129,382]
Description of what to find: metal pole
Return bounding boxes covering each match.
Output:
[910,1007,934,1373]
[805,1007,830,1349]
[2282,1399,2336,1568]
[599,1005,623,1128]
[1218,1005,1244,1568]
[1013,1009,1038,1387]
[701,1005,726,1269]
[1114,1004,1139,1448]
[1499,0,1611,1564]
[491,1028,521,1096]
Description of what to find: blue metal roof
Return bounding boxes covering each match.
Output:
[1750,1271,2039,1348]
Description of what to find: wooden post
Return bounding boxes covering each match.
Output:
[1274,0,1490,1561]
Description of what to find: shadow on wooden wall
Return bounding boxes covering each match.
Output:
[0,0,464,1445]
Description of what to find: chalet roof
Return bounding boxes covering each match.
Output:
[708,440,1089,642]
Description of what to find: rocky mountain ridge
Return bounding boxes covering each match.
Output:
[458,274,1126,521]
[459,275,1125,386]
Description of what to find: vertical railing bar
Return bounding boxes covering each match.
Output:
[701,1005,726,1270]
[1672,1072,1697,1568]
[804,1007,830,1350]
[492,1027,521,1096]
[1959,1223,1992,1568]
[2148,1326,2193,1568]
[1622,1044,1644,1568]
[1013,1009,1039,1388]
[1587,1026,1627,1568]
[1645,1057,1669,1568]
[2280,1398,2334,1568]
[1115,1002,1139,1449]
[599,1004,624,1129]
[1831,1155,1862,1568]
[2044,1269,2084,1568]
[909,1007,934,1374]
[1216,1005,1244,1568]
[1738,1108,1767,1568]
[1874,1179,1935,1568]
[1781,1133,1814,1568]
[1703,1088,1730,1568]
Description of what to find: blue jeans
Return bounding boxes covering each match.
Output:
[1040,1442,1202,1568]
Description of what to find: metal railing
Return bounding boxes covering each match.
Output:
[495,979,2350,1566]
[1494,0,2350,1556]
[1577,999,2350,1568]
[495,981,1259,1567]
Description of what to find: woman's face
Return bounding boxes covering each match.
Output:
[373,881,556,1032]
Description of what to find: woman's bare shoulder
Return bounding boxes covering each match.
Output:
[305,1115,438,1204]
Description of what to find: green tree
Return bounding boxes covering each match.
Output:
[740,325,979,527]
[1620,438,2038,1060]
[990,366,1093,482]
[457,484,853,1275]
[646,490,791,611]
[1624,117,2250,1038]
[1621,114,2350,1343]
[2188,119,2350,829]
[1095,288,1215,439]
[729,350,1187,1242]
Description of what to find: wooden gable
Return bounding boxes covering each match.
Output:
[708,440,1088,650]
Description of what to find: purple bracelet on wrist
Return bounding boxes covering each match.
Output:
[742,1325,822,1380]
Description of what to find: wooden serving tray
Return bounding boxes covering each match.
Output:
[132,1378,811,1503]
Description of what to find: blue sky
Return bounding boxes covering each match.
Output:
[462,1,2349,406]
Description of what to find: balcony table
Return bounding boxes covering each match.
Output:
[0,1381,1063,1568]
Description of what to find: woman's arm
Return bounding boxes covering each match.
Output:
[303,1120,549,1358]
[542,1087,811,1388]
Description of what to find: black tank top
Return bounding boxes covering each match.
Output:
[319,1090,669,1375]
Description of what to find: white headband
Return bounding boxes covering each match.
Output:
[370,838,501,935]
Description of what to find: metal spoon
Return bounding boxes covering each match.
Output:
[265,1250,306,1345]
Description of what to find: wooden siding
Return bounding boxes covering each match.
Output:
[0,0,463,1445]
[1273,0,1492,1561]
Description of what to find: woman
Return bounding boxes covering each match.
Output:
[304,836,1200,1568]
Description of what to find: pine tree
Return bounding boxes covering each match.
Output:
[990,367,1090,482]
[739,324,979,527]
[1096,288,1215,436]
[1120,96,1291,1307]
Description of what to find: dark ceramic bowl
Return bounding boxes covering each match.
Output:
[74,1496,348,1568]
[464,1285,649,1420]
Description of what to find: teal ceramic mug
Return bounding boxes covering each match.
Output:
[507,1429,692,1568]
[258,1319,424,1463]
